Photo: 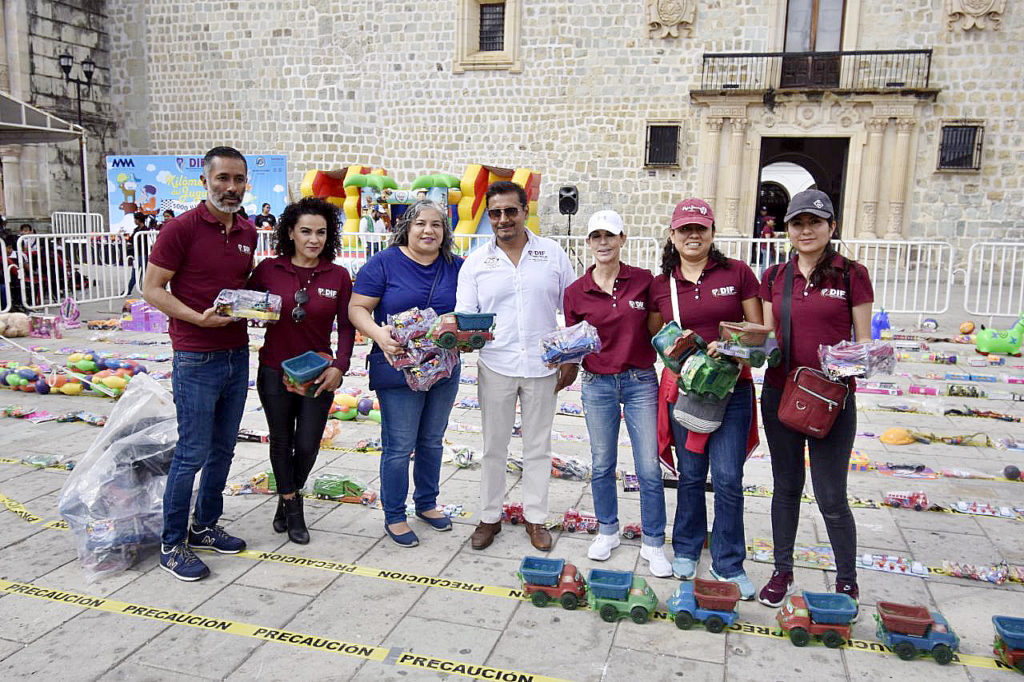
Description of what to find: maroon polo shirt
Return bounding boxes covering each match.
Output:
[247,255,356,373]
[564,263,656,374]
[648,257,760,343]
[759,256,874,389]
[148,203,258,351]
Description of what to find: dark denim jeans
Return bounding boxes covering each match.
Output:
[162,346,249,546]
[376,363,460,525]
[581,367,665,545]
[761,384,859,583]
[670,381,753,578]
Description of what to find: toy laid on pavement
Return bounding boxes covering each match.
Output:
[993,615,1024,673]
[562,508,599,533]
[587,568,659,624]
[540,320,601,366]
[429,312,496,351]
[667,578,742,633]
[717,321,781,368]
[311,474,377,505]
[621,523,643,540]
[976,313,1024,356]
[778,592,859,648]
[502,503,525,525]
[883,491,930,511]
[518,556,587,610]
[1005,465,1022,481]
[213,289,281,321]
[875,601,960,665]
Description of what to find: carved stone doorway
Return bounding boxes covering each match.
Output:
[757,136,849,234]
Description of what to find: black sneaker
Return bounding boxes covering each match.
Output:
[757,570,795,607]
[188,522,246,554]
[835,580,860,621]
[159,543,210,581]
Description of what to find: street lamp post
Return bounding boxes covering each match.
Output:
[58,51,95,214]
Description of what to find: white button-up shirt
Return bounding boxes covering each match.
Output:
[456,231,575,378]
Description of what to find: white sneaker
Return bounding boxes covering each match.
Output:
[588,533,620,561]
[640,545,673,578]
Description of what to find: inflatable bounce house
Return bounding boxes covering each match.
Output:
[299,164,541,249]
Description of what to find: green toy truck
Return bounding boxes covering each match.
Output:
[586,569,659,624]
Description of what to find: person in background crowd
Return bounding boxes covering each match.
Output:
[456,181,576,553]
[349,200,463,548]
[254,202,277,229]
[248,197,354,544]
[143,146,257,582]
[162,209,176,226]
[647,198,762,599]
[756,189,873,612]
[564,209,671,577]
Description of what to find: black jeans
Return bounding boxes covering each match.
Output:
[256,365,334,495]
[761,384,858,583]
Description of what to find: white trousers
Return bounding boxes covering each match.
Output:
[477,361,557,524]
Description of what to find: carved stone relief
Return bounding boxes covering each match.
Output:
[947,0,1006,30]
[648,0,697,38]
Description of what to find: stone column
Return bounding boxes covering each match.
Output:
[857,117,887,239]
[884,118,915,240]
[720,117,747,236]
[700,117,724,212]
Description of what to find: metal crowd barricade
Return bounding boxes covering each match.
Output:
[18,232,131,309]
[1,255,14,313]
[964,242,1024,319]
[51,212,105,235]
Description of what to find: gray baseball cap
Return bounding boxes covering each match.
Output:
[784,189,834,223]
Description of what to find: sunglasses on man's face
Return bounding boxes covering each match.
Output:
[292,288,309,323]
[487,206,521,221]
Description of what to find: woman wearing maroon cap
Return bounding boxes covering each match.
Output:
[247,197,356,544]
[647,198,762,599]
[755,189,873,611]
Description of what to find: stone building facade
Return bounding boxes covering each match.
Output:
[3,0,1022,253]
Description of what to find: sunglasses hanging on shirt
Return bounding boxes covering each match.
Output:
[292,288,309,323]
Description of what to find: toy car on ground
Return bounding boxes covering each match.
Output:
[562,508,599,533]
[312,474,376,504]
[621,523,643,540]
[778,592,858,648]
[717,321,781,368]
[502,503,525,525]
[993,615,1024,673]
[884,491,929,511]
[651,322,700,374]
[518,557,587,610]
[586,569,658,624]
[875,601,960,665]
[668,578,741,633]
[429,312,496,351]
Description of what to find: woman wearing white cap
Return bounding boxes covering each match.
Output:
[563,210,671,577]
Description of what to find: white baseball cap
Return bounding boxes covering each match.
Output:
[587,210,625,237]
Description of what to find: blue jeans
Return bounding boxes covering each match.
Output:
[162,347,249,546]
[581,367,665,546]
[376,363,461,525]
[670,381,752,578]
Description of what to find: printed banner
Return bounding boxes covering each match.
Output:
[104,154,287,233]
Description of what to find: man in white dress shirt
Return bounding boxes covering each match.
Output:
[456,181,577,551]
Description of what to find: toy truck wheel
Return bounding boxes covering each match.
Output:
[531,591,550,607]
[510,517,519,525]
[894,642,917,661]
[1014,660,1024,674]
[768,348,782,367]
[674,612,695,630]
[600,604,618,623]
[559,593,579,610]
[749,350,766,368]
[913,503,923,512]
[623,529,636,539]
[821,630,844,649]
[704,615,726,634]
[630,606,649,624]
[468,334,486,349]
[436,332,457,349]
[931,644,953,666]
[566,522,577,532]
[788,627,811,647]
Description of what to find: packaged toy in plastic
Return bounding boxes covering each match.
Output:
[818,340,895,380]
[406,349,459,391]
[540,321,602,366]
[213,289,281,322]
[57,373,177,582]
[385,307,457,391]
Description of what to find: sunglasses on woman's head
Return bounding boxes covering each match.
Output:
[292,288,309,323]
[486,206,521,221]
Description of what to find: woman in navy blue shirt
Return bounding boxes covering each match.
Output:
[349,200,463,547]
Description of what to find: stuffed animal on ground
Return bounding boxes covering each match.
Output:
[976,313,1024,356]
[0,312,31,337]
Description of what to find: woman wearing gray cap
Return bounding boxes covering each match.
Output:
[756,189,874,613]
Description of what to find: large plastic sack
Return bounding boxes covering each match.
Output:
[57,373,177,582]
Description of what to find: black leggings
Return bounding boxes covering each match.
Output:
[761,384,858,583]
[256,365,334,495]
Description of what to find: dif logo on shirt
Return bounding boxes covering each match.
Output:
[318,288,337,299]
[237,244,252,255]
[821,288,847,301]
[711,285,736,297]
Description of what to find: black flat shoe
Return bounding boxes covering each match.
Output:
[415,511,453,531]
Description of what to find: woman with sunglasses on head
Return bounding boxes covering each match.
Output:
[349,200,463,548]
[247,197,355,544]
[756,190,873,611]
[647,198,762,599]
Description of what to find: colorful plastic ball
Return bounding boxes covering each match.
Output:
[19,384,35,392]
[74,360,97,372]
[367,409,381,423]
[6,374,21,387]
[337,393,358,409]
[960,321,975,334]
[49,375,67,388]
[34,379,50,394]
[357,397,374,415]
[335,407,357,421]
[101,375,127,390]
[0,370,9,385]
[17,368,37,381]
[1006,465,1021,481]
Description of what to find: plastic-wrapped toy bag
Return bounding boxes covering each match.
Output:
[57,373,177,582]
[818,340,895,380]
[213,289,282,322]
[540,321,601,366]
[405,347,458,391]
[387,307,438,346]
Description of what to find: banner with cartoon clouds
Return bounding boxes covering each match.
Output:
[105,154,287,233]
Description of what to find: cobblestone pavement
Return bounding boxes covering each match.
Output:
[0,304,1021,681]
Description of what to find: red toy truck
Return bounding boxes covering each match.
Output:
[884,491,930,512]
[502,503,525,525]
[778,592,858,648]
[430,312,496,351]
[562,508,599,533]
[518,557,587,610]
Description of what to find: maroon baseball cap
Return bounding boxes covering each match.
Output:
[671,198,715,230]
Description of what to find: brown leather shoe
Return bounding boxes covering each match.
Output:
[525,522,552,551]
[470,521,502,550]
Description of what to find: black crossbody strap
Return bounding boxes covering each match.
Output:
[782,261,793,375]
